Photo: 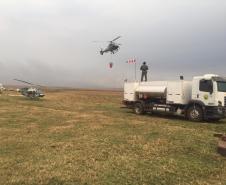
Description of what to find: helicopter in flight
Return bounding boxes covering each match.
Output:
[94,36,121,55]
[14,79,45,99]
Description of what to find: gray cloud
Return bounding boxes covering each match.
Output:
[0,0,225,88]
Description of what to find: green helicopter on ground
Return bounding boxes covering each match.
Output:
[14,79,45,99]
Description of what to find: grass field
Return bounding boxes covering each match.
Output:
[0,90,226,185]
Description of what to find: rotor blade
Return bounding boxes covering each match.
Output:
[112,36,121,42]
[13,79,42,87]
[14,79,34,85]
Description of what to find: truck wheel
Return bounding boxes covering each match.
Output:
[187,105,203,122]
[134,102,145,115]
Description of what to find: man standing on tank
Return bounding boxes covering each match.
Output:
[140,62,148,82]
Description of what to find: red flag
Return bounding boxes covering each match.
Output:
[126,59,136,64]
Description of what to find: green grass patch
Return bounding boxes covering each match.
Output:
[0,91,226,185]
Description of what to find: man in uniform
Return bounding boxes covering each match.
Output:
[140,62,148,82]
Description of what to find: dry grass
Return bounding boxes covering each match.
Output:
[0,90,226,185]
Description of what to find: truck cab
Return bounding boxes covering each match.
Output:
[190,74,226,120]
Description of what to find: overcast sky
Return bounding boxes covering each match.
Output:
[0,0,225,88]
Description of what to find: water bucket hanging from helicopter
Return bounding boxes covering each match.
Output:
[108,52,114,69]
[109,62,113,68]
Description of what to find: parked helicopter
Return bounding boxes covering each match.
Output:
[14,79,45,99]
[94,36,121,55]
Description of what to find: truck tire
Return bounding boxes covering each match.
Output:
[134,102,145,115]
[186,105,203,122]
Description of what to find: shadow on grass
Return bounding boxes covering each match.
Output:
[123,109,226,125]
[21,97,45,102]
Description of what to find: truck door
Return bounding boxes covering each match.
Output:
[197,79,215,106]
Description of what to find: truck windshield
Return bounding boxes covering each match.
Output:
[217,81,226,92]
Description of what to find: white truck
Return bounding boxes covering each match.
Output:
[123,74,226,121]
